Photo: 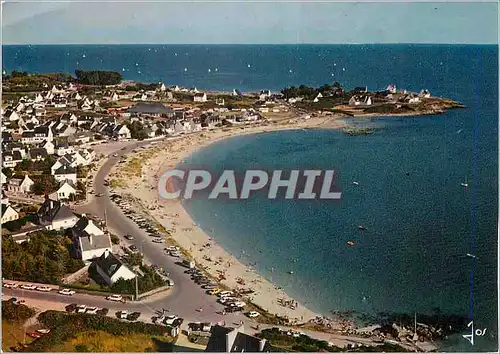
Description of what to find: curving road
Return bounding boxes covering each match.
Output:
[75,139,241,325]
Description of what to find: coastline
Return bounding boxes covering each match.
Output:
[108,115,347,325]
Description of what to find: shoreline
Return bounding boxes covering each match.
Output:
[109,115,348,325]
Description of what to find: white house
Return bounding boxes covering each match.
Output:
[1,171,7,185]
[132,93,148,102]
[349,95,372,106]
[6,111,20,121]
[53,165,77,184]
[159,83,166,92]
[56,180,77,201]
[386,84,397,94]
[34,93,44,103]
[37,197,79,230]
[72,217,112,261]
[7,175,35,194]
[1,204,19,224]
[94,250,136,285]
[313,92,323,103]
[2,151,23,168]
[419,89,431,98]
[55,142,74,157]
[405,95,421,104]
[112,125,131,140]
[193,93,208,103]
[42,141,55,155]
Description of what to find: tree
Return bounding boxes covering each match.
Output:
[124,253,143,267]
[75,70,122,85]
[127,121,147,140]
[110,234,120,245]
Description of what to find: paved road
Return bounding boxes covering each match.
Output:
[75,139,241,325]
[2,287,380,348]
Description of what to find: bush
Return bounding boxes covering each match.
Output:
[2,232,85,284]
[2,300,36,323]
[30,310,170,352]
[110,234,120,245]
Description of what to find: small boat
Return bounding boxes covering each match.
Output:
[352,181,359,185]
[347,240,355,247]
[288,271,294,275]
[461,176,468,187]
[467,253,478,259]
[358,225,366,231]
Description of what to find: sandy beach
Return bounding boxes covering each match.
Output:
[108,115,347,324]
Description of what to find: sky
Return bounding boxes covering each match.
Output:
[2,0,498,44]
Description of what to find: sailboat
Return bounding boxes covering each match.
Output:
[461,176,468,188]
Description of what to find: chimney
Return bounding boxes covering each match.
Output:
[88,234,93,245]
[50,200,54,209]
[104,249,110,258]
[259,339,267,352]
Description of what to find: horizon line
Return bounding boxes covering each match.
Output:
[3,42,498,46]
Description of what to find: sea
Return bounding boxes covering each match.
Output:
[3,44,498,351]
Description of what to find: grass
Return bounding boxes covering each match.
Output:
[2,322,33,352]
[47,330,173,352]
[123,157,143,177]
[109,178,128,188]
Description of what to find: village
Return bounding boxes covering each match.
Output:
[1,72,463,258]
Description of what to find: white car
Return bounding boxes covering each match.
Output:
[86,307,98,314]
[20,284,37,290]
[36,286,52,292]
[165,246,179,252]
[118,310,129,319]
[164,315,179,325]
[247,311,260,318]
[170,251,181,257]
[106,294,123,302]
[3,282,17,288]
[58,288,76,296]
[76,305,87,313]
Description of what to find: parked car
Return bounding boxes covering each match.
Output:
[36,286,52,292]
[96,193,104,197]
[58,288,76,296]
[17,299,26,305]
[117,310,129,319]
[124,234,134,240]
[20,284,36,290]
[76,305,87,313]
[129,245,139,253]
[28,332,42,339]
[86,306,99,314]
[106,294,124,302]
[152,238,164,244]
[37,329,51,334]
[164,315,179,325]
